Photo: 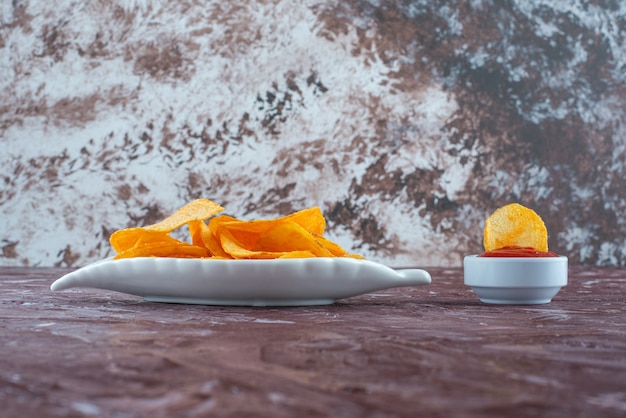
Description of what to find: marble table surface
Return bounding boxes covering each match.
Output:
[1,265,625,417]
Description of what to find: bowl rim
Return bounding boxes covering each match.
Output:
[464,254,568,288]
[464,254,568,262]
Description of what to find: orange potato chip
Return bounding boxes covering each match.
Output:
[483,203,548,252]
[253,221,333,257]
[314,234,365,259]
[314,234,348,257]
[208,215,239,235]
[280,206,326,235]
[109,228,171,253]
[188,220,205,248]
[114,241,211,259]
[218,228,285,259]
[216,222,261,250]
[144,198,224,232]
[218,206,325,234]
[278,251,317,259]
[188,220,231,259]
[214,207,326,250]
[346,253,366,260]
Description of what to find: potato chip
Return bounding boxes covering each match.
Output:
[114,241,211,259]
[314,234,365,259]
[277,251,316,259]
[220,206,324,235]
[215,221,260,250]
[314,234,348,257]
[253,221,333,256]
[188,220,205,248]
[144,198,224,232]
[110,228,171,253]
[218,228,285,259]
[281,206,326,235]
[188,220,231,259]
[208,215,240,236]
[214,206,326,248]
[483,203,548,252]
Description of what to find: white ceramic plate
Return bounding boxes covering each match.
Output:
[51,257,431,306]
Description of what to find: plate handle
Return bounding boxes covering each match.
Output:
[395,268,432,285]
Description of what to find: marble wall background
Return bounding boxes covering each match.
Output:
[1,0,625,267]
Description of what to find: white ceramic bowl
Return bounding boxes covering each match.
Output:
[464,255,568,304]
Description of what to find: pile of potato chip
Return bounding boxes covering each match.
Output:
[109,198,363,260]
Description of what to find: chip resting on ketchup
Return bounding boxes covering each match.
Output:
[481,203,557,257]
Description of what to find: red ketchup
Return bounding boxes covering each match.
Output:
[479,245,559,258]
